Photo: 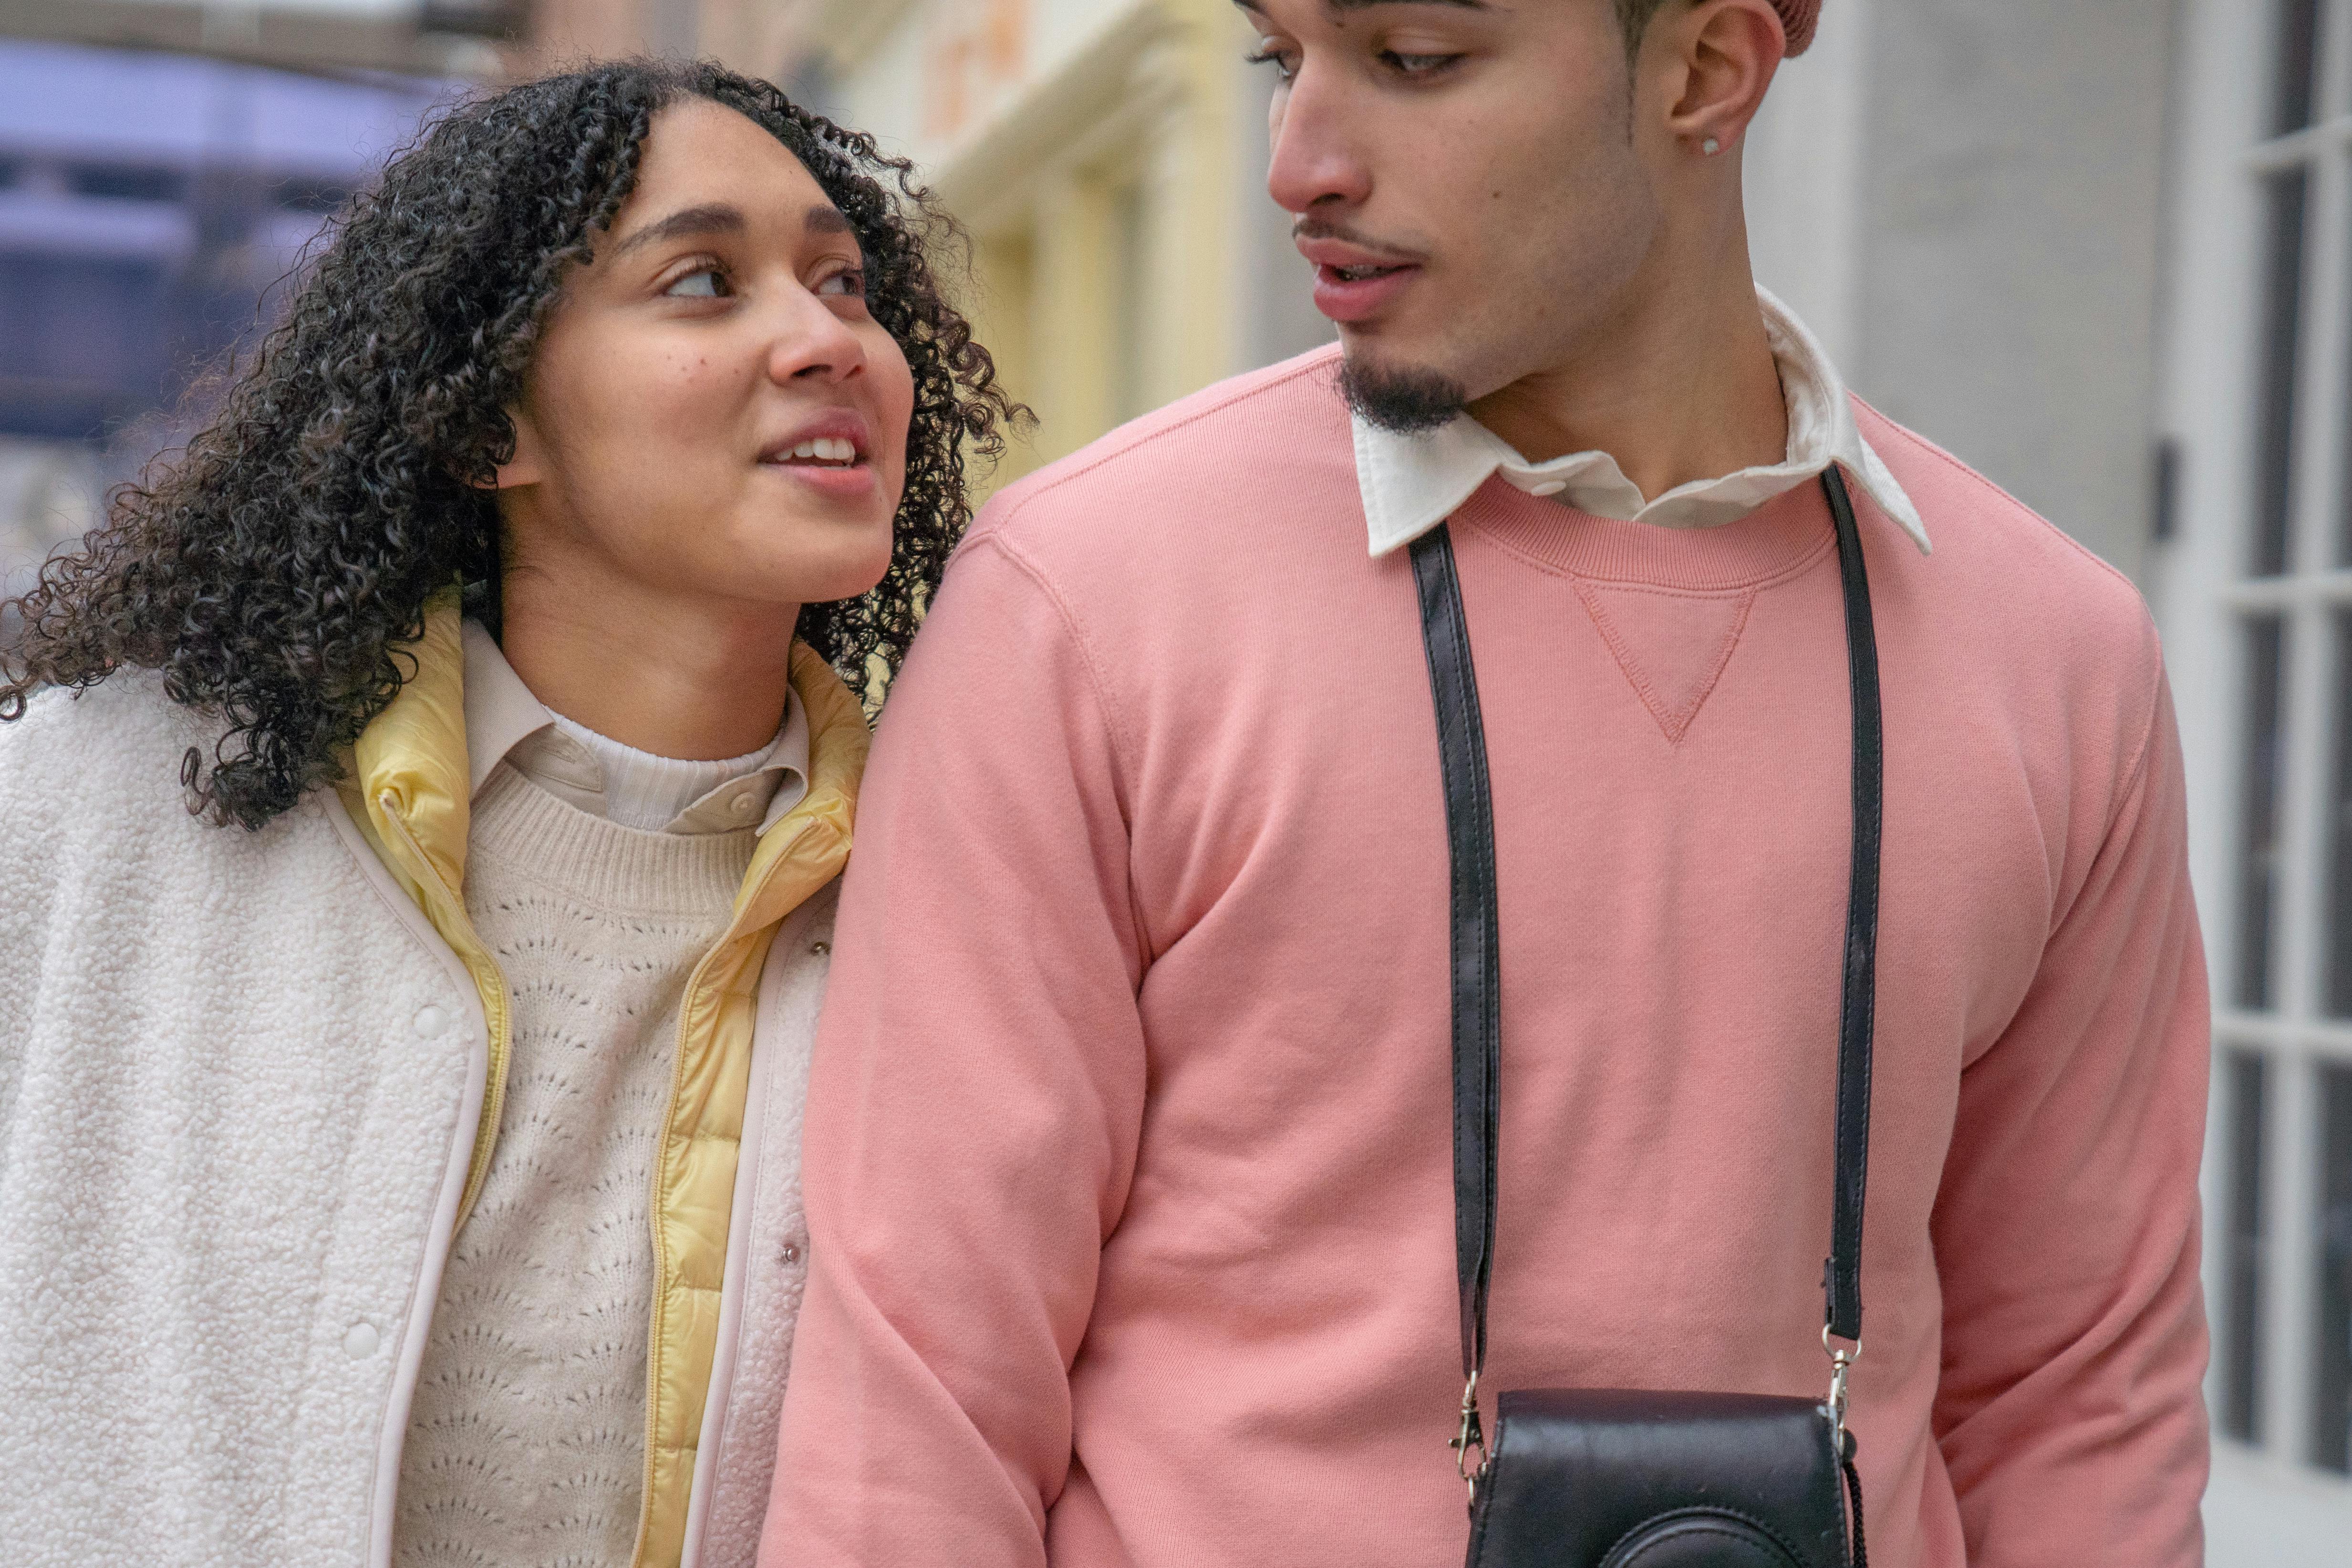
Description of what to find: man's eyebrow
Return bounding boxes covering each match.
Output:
[611,202,745,258]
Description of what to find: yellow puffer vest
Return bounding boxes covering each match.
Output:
[335,591,867,1568]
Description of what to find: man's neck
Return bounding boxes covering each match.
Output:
[1466,248,1787,505]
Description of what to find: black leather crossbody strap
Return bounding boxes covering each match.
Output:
[1410,521,1502,1383]
[1414,467,1885,1394]
[1821,465,1881,1345]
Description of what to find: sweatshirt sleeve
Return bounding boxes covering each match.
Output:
[759,530,1147,1567]
[1927,655,2212,1566]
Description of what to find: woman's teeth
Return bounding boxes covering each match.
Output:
[784,436,858,465]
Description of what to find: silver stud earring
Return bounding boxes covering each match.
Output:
[1701,136,1722,156]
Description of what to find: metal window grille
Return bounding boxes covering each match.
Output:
[2210,0,2352,1483]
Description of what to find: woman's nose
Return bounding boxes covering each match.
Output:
[766,287,868,386]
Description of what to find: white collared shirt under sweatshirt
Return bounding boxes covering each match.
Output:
[1349,286,1929,559]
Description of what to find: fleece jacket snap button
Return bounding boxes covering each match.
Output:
[411,1005,450,1038]
[344,1322,380,1359]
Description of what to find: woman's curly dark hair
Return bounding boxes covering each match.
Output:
[0,59,1022,828]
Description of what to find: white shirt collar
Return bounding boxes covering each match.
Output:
[459,619,809,835]
[1350,285,1931,559]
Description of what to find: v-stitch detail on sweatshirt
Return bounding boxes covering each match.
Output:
[1572,580,1756,745]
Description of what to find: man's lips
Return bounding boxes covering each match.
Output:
[1311,260,1420,324]
[1295,234,1423,324]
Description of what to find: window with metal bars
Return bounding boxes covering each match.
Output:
[2207,0,2352,1489]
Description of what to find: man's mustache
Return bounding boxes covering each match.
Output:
[1291,215,1421,262]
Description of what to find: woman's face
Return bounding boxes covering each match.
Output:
[495,99,916,613]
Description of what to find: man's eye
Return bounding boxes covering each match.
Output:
[665,267,727,299]
[1243,46,1298,83]
[817,270,866,299]
[1385,51,1459,76]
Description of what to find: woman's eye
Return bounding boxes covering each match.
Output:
[664,267,727,299]
[816,270,866,299]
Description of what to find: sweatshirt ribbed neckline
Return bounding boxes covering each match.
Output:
[469,762,754,914]
[1455,469,1839,591]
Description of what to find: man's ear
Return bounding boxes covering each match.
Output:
[1651,0,1787,159]
[484,405,546,491]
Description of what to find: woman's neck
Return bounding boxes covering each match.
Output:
[497,572,799,761]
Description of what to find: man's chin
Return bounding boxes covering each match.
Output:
[1337,349,1471,436]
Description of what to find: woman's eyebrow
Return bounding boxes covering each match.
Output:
[611,202,745,258]
[611,202,850,258]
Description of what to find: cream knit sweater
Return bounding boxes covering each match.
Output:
[392,765,756,1568]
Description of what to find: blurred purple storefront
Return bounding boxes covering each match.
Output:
[0,39,447,590]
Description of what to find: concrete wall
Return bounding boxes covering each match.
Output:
[1748,0,2176,577]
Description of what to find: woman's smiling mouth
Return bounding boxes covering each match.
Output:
[773,435,861,467]
[759,416,879,496]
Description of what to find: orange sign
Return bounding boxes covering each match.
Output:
[922,0,1032,143]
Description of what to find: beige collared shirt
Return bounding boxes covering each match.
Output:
[459,619,809,835]
[1349,285,1932,558]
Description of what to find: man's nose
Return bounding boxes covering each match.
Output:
[1265,62,1373,216]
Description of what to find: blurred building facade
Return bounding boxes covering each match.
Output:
[0,0,517,79]
[0,39,448,595]
[771,0,1330,483]
[2160,1,2352,1560]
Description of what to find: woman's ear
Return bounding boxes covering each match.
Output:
[1657,0,1787,159]
[488,405,546,490]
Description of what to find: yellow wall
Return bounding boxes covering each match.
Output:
[806,0,1270,492]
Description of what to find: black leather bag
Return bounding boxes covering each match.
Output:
[1409,469,1881,1568]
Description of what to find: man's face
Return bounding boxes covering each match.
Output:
[1242,0,1667,430]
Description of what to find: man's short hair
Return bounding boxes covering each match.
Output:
[1615,0,1680,54]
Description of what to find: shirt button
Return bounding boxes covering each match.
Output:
[810,940,830,957]
[1527,479,1568,497]
[411,1005,450,1038]
[343,1322,380,1359]
[781,1242,802,1264]
[730,794,759,820]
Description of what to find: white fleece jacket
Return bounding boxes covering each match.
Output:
[0,675,829,1568]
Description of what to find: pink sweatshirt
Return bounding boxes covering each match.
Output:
[763,349,2210,1568]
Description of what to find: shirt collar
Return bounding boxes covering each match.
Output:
[1350,285,1931,559]
[458,618,810,835]
[462,617,560,798]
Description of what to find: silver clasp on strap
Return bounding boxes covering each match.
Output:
[1450,1371,1488,1502]
[1823,1325,1863,1450]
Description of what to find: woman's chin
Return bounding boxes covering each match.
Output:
[755,540,896,610]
